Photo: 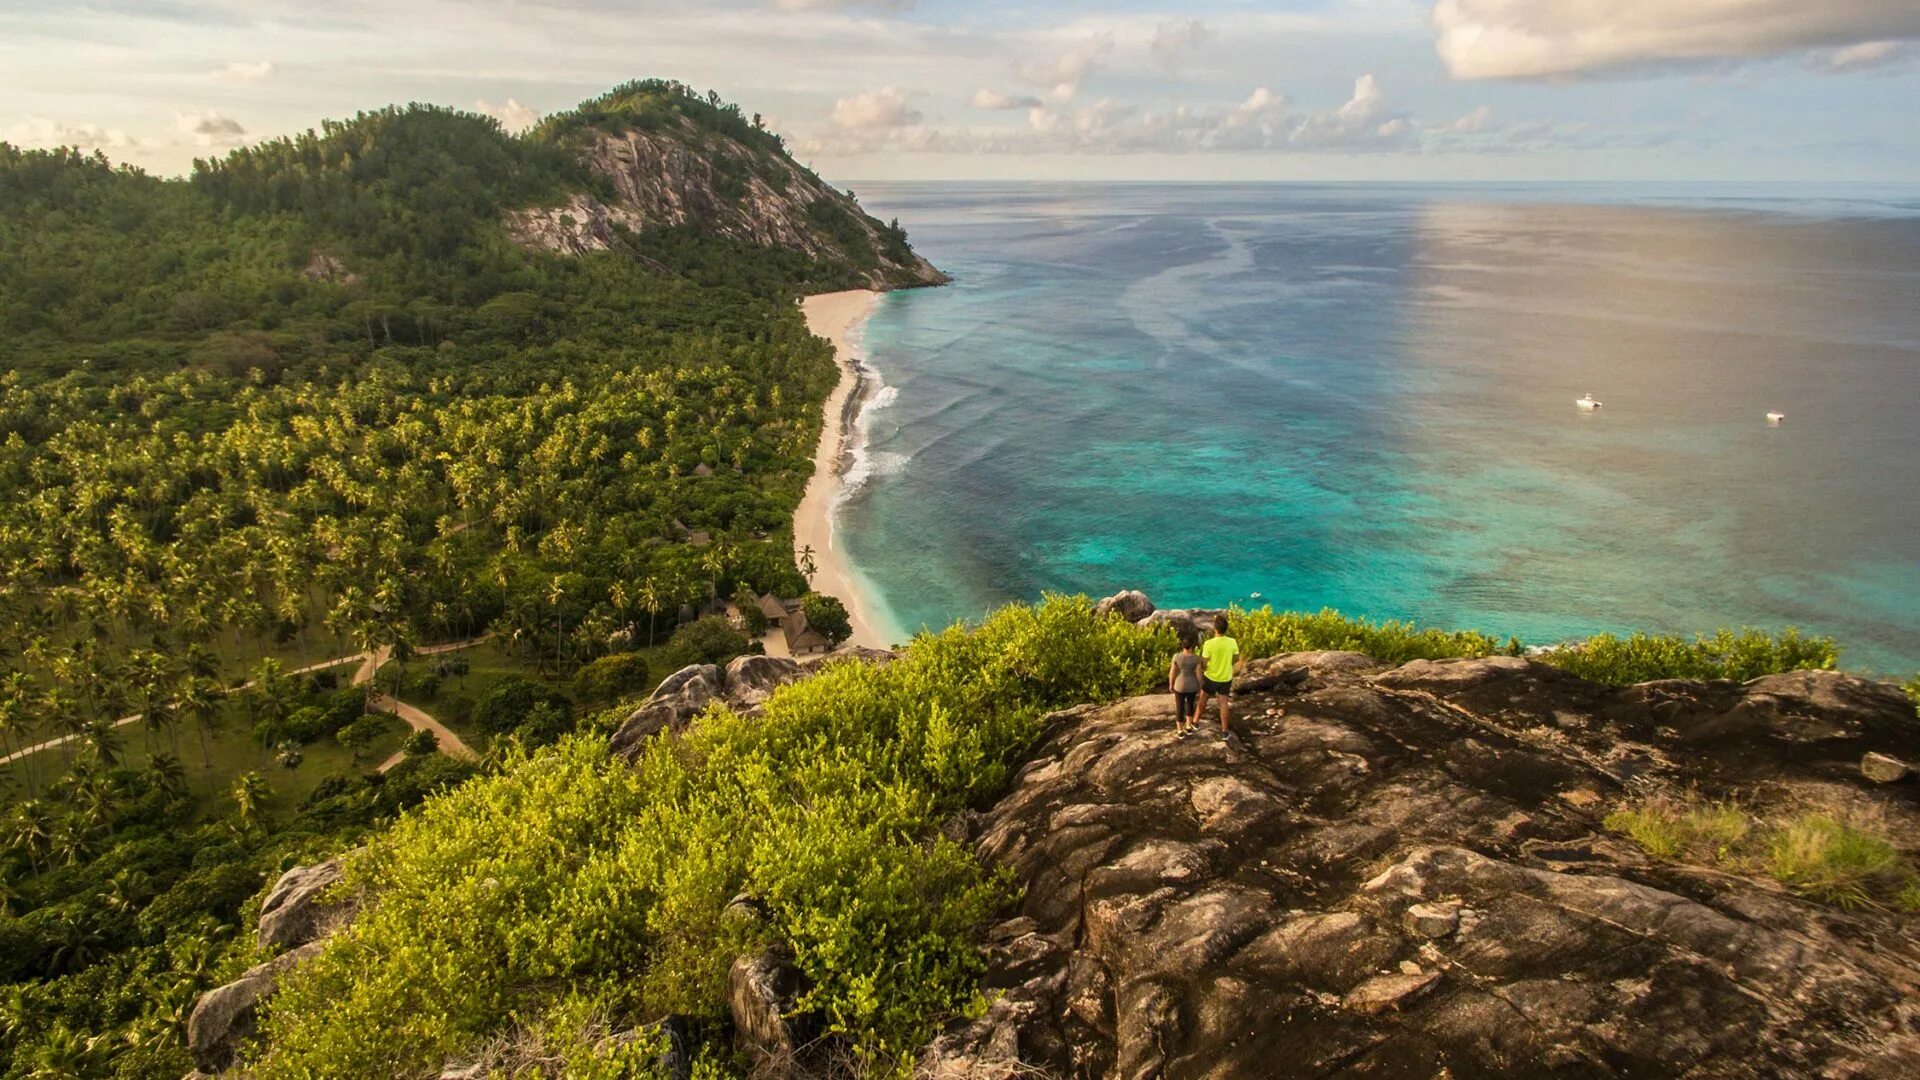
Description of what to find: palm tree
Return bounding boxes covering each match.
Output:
[230,771,270,832]
[82,718,124,769]
[638,577,661,648]
[176,676,222,770]
[6,801,51,876]
[799,544,818,585]
[147,753,188,801]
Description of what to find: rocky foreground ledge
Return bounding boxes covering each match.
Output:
[922,640,1920,1078]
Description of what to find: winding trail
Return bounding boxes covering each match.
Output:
[2,636,490,769]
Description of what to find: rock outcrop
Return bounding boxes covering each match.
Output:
[256,857,352,950]
[508,117,947,291]
[610,647,894,759]
[187,941,325,1073]
[921,651,1920,1078]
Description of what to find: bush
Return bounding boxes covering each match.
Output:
[471,678,573,738]
[573,652,651,703]
[1766,814,1903,909]
[800,592,852,646]
[1535,628,1837,685]
[1227,607,1499,665]
[255,594,1165,1074]
[374,754,480,815]
[136,861,264,938]
[661,615,752,671]
[1606,795,1918,911]
[335,715,390,757]
[403,729,439,756]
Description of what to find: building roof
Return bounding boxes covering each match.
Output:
[783,609,831,650]
[756,593,789,619]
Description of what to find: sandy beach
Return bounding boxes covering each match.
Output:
[794,290,899,649]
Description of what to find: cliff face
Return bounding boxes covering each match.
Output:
[921,644,1920,1078]
[508,117,948,292]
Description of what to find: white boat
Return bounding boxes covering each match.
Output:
[1575,394,1602,411]
[1766,411,1785,424]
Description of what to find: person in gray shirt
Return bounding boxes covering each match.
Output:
[1168,630,1204,738]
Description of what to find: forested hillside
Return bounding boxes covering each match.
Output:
[0,80,934,1077]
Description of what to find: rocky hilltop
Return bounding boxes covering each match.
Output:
[923,606,1920,1078]
[509,82,947,291]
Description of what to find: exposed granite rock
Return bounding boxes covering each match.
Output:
[508,119,947,291]
[723,654,806,710]
[257,858,352,950]
[921,653,1920,1078]
[612,648,897,759]
[187,941,324,1072]
[1093,590,1155,623]
[1863,751,1911,784]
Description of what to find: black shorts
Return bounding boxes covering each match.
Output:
[1173,691,1198,719]
[1201,678,1233,696]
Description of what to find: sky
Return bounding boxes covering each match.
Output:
[3,1,1919,183]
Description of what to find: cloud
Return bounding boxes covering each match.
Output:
[1820,40,1908,72]
[1224,87,1287,130]
[475,97,540,133]
[1433,0,1920,80]
[210,60,273,84]
[1288,74,1413,149]
[175,111,247,148]
[1150,18,1211,64]
[1015,33,1114,103]
[1440,105,1494,134]
[829,86,921,129]
[970,88,1044,111]
[4,117,144,154]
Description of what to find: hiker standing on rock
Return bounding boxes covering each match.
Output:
[1169,631,1204,738]
[1195,614,1243,737]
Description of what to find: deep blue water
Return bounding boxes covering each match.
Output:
[837,183,1920,675]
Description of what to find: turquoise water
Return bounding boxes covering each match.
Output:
[838,184,1920,675]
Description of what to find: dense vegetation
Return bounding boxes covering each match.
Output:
[238,598,1856,1075]
[0,80,917,1076]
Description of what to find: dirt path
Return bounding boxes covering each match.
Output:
[370,693,478,772]
[3,636,492,768]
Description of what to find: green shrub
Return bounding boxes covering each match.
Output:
[1603,797,1749,861]
[574,653,652,703]
[403,729,439,756]
[254,595,1164,1075]
[1766,814,1903,909]
[1227,607,1500,665]
[1904,673,1919,716]
[1608,796,1917,912]
[800,592,852,647]
[661,615,754,671]
[1535,628,1837,685]
[471,677,573,738]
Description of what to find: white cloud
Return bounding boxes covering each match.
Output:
[1289,73,1412,149]
[1433,0,1920,80]
[1441,105,1494,134]
[475,97,540,133]
[829,86,921,129]
[4,117,144,154]
[175,111,247,148]
[970,88,1044,111]
[1150,18,1211,64]
[1224,87,1287,129]
[210,61,273,84]
[1015,33,1114,103]
[1820,40,1908,72]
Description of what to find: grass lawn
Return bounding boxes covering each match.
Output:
[1,706,409,822]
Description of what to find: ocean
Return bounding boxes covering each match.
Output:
[836,183,1920,675]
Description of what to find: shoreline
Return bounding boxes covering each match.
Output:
[795,290,902,649]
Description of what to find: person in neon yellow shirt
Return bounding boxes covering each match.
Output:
[1195,613,1243,736]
